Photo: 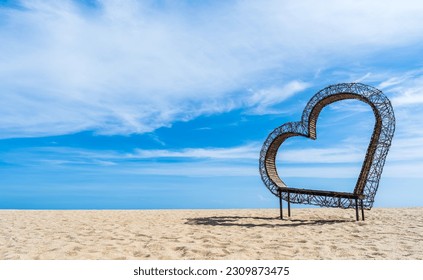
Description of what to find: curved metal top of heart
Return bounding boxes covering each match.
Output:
[259,83,395,210]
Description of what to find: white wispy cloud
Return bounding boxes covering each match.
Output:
[386,75,423,107]
[121,163,258,178]
[374,70,423,146]
[132,145,259,160]
[1,0,423,138]
[245,80,309,114]
[278,147,366,164]
[4,135,422,178]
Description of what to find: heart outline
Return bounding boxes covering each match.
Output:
[259,83,395,209]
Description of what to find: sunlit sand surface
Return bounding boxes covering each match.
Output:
[1,208,422,259]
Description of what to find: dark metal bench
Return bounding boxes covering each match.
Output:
[277,188,365,221]
[259,83,395,221]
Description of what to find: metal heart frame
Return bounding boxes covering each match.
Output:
[259,83,395,210]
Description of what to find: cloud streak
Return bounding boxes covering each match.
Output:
[5,134,422,178]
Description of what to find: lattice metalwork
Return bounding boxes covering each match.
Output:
[259,83,395,210]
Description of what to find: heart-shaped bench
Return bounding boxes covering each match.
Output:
[259,83,395,221]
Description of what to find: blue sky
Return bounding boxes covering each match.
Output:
[1,0,423,209]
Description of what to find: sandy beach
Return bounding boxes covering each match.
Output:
[0,208,422,260]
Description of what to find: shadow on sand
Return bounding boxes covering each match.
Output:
[185,215,353,228]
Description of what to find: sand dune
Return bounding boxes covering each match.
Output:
[0,208,422,260]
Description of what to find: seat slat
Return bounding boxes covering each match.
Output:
[278,187,364,199]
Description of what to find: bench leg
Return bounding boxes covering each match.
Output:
[278,190,283,220]
[287,192,291,217]
[355,198,359,221]
[360,199,365,221]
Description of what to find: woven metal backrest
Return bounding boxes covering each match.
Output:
[259,83,395,209]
